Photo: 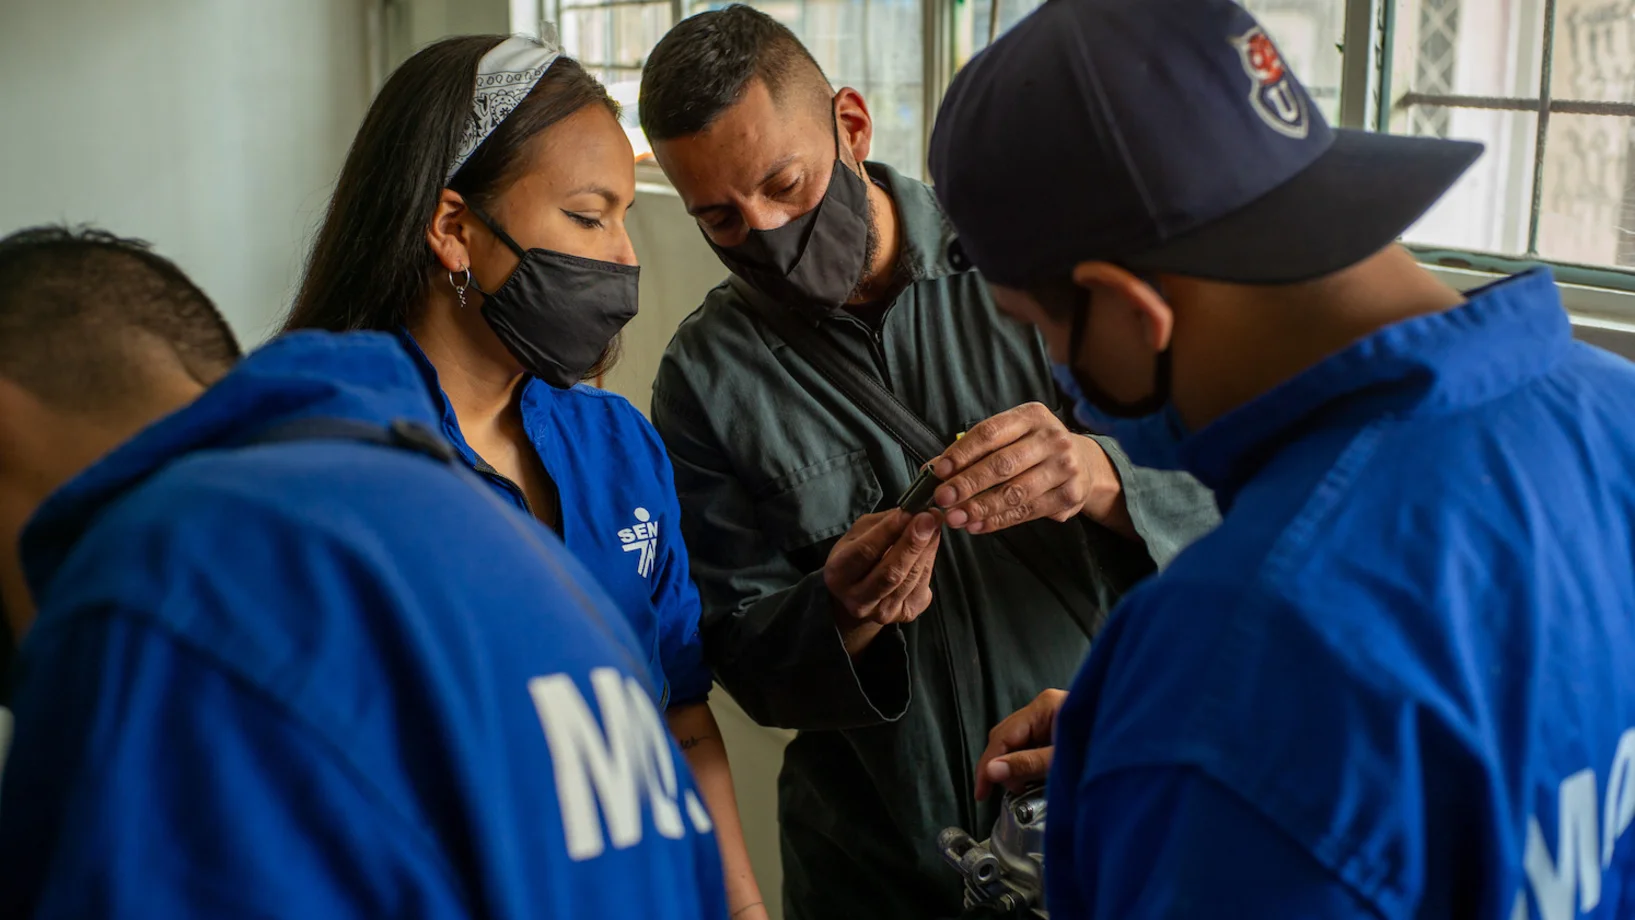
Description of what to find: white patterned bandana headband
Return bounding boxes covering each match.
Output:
[446,34,561,184]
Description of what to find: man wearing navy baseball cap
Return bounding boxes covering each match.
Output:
[932,0,1635,917]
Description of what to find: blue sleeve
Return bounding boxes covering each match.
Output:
[0,609,468,919]
[645,419,714,709]
[1056,765,1384,920]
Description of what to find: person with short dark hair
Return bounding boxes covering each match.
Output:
[286,33,765,917]
[0,223,728,916]
[0,224,241,706]
[0,225,241,403]
[930,0,1635,916]
[639,7,1219,918]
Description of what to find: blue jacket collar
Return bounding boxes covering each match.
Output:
[393,329,562,474]
[395,329,484,470]
[1181,268,1573,504]
[22,331,443,599]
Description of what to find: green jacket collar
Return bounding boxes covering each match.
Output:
[865,161,967,284]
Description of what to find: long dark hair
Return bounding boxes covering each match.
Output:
[286,36,622,379]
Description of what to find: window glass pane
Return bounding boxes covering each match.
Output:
[559,8,612,63]
[953,0,1044,68]
[1386,0,1635,268]
[949,0,1340,125]
[1386,0,1548,257]
[694,0,926,179]
[557,2,674,162]
[1405,106,1539,255]
[1536,1,1635,268]
[1389,0,1545,102]
[1537,113,1635,266]
[560,3,670,68]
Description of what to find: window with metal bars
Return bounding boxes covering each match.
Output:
[689,0,927,178]
[946,0,1635,302]
[542,0,1635,308]
[553,0,1345,185]
[551,0,681,161]
[1384,0,1635,292]
[550,0,926,175]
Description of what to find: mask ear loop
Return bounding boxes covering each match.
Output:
[454,199,527,300]
[463,201,530,259]
[831,96,868,184]
[1061,279,1173,419]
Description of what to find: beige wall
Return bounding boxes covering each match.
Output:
[609,168,797,919]
[601,167,731,415]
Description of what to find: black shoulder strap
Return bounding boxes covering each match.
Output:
[728,275,948,464]
[727,277,1119,641]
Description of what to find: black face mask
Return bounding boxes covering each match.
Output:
[707,103,873,314]
[465,203,639,389]
[1062,284,1173,419]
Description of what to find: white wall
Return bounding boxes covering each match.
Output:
[0,0,375,345]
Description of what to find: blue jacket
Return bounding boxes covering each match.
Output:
[399,332,712,711]
[1049,270,1635,919]
[0,331,728,919]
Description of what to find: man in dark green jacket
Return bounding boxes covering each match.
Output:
[639,8,1219,919]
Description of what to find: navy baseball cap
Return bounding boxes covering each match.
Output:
[928,0,1484,288]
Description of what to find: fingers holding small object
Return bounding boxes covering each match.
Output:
[877,528,940,624]
[933,409,1035,481]
[947,456,1079,533]
[825,510,911,598]
[966,479,1082,535]
[936,438,1050,518]
[850,511,941,613]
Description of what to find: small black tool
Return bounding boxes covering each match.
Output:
[896,432,966,514]
[898,463,943,514]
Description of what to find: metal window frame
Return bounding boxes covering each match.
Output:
[549,0,681,73]
[1349,0,1635,306]
[543,0,1635,316]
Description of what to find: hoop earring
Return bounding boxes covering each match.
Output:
[449,266,472,309]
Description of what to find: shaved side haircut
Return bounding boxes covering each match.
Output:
[0,225,241,411]
[639,4,833,141]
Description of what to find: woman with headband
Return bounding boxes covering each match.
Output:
[286,35,765,919]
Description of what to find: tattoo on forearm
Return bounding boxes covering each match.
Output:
[677,734,718,752]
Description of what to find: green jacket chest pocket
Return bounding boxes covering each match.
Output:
[752,450,883,574]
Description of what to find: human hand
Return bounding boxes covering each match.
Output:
[823,509,942,642]
[976,689,1068,801]
[930,403,1122,535]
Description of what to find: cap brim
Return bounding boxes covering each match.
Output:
[1124,130,1483,284]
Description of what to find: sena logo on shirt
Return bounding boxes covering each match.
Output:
[1233,26,1309,140]
[618,507,658,579]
